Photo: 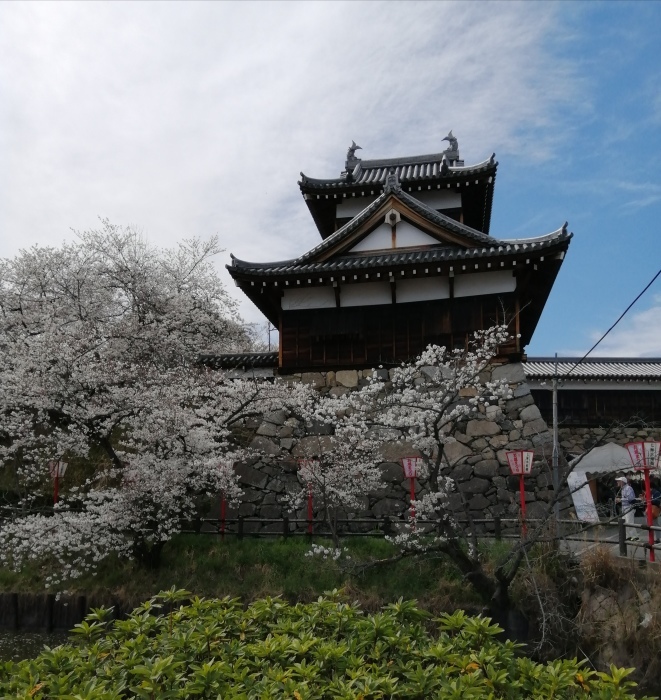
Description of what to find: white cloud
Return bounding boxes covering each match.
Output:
[567,295,661,358]
[0,1,580,324]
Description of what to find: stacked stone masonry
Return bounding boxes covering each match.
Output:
[219,363,570,536]
[558,425,661,457]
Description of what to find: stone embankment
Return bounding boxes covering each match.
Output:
[224,363,567,534]
[558,425,661,456]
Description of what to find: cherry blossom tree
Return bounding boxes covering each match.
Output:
[286,392,383,552]
[325,326,525,605]
[0,221,306,584]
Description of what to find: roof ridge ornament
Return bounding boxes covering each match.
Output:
[383,167,402,194]
[442,130,460,162]
[345,140,362,170]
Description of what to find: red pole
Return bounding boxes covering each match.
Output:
[519,473,527,538]
[220,494,226,539]
[409,476,416,520]
[53,472,59,506]
[307,483,313,535]
[643,467,655,563]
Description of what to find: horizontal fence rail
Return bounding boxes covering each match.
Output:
[185,515,605,540]
[4,505,660,561]
[183,514,661,561]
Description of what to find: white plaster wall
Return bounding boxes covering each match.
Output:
[350,221,441,253]
[410,189,461,209]
[336,189,461,218]
[350,223,393,252]
[454,271,516,298]
[336,196,378,218]
[396,221,441,247]
[282,287,336,310]
[341,282,391,307]
[397,277,450,303]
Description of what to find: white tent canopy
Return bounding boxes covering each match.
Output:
[568,443,633,522]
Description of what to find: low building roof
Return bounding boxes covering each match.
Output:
[198,351,278,370]
[199,354,661,378]
[524,357,661,381]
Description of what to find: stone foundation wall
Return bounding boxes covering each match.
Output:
[221,363,568,535]
[558,425,661,458]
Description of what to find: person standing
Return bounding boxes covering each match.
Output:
[615,475,638,541]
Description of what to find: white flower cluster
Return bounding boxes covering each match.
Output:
[0,229,511,583]
[0,224,308,586]
[304,544,348,561]
[317,325,513,556]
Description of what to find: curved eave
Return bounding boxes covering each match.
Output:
[298,155,497,192]
[227,227,572,278]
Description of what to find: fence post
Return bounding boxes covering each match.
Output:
[11,593,19,630]
[238,516,244,540]
[382,516,392,537]
[283,516,289,538]
[46,593,54,633]
[494,516,502,541]
[77,595,87,623]
[618,518,627,557]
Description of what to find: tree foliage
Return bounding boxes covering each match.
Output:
[302,327,528,606]
[0,590,650,699]
[0,223,310,583]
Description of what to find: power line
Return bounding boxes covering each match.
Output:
[564,266,661,378]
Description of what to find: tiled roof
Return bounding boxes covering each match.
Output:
[524,358,661,381]
[198,352,278,370]
[299,154,496,190]
[292,188,499,265]
[229,226,571,277]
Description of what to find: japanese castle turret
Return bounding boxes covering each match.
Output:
[226,135,572,372]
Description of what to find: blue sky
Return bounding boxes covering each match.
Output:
[1,1,660,356]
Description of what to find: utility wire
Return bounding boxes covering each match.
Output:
[563,266,661,379]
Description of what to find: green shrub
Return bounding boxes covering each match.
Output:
[0,589,653,699]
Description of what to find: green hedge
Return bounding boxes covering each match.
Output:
[0,589,652,699]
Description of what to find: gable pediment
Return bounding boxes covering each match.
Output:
[349,219,451,253]
[314,194,482,263]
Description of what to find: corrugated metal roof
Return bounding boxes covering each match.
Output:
[524,358,661,380]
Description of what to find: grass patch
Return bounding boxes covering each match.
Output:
[0,534,487,612]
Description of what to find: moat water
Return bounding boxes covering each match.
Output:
[0,631,69,662]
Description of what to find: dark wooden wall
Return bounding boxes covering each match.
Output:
[532,389,661,427]
[280,294,517,370]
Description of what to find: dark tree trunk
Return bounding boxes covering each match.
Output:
[133,539,165,569]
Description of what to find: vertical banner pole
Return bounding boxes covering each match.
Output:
[307,482,313,535]
[644,467,655,562]
[409,476,416,521]
[626,442,661,563]
[401,457,420,527]
[220,494,226,540]
[54,472,59,506]
[519,473,527,538]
